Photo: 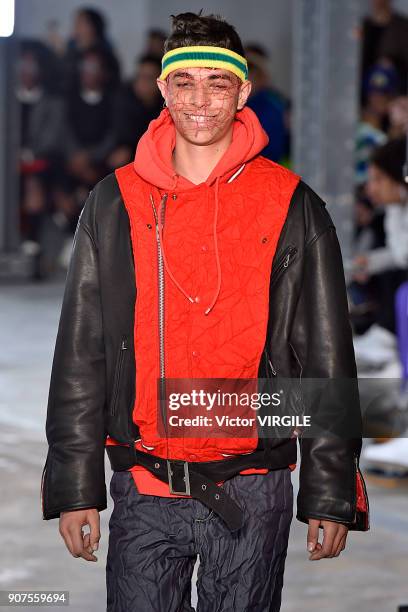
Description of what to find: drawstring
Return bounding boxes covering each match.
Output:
[152,164,245,316]
[157,191,195,304]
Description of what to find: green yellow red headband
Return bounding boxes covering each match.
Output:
[159,45,248,82]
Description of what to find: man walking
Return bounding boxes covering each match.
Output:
[41,12,369,612]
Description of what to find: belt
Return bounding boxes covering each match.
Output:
[106,439,297,532]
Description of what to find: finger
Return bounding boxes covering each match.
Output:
[83,532,94,555]
[59,522,78,558]
[310,524,336,560]
[334,533,348,557]
[68,524,97,562]
[88,512,101,552]
[332,527,345,557]
[307,519,320,553]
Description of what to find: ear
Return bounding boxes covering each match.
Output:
[237,79,252,111]
[156,78,168,105]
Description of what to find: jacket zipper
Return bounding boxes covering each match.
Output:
[110,335,128,416]
[150,193,168,433]
[270,245,298,289]
[264,245,298,378]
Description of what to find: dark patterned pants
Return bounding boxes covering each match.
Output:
[106,467,293,612]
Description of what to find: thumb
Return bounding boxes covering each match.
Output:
[87,510,101,552]
[307,519,320,553]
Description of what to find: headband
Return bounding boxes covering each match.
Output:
[159,45,248,82]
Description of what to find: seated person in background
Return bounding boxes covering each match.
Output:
[352,138,408,355]
[244,43,291,165]
[16,41,64,262]
[388,95,408,139]
[348,186,385,334]
[62,47,117,220]
[62,6,120,93]
[108,54,163,169]
[355,62,398,184]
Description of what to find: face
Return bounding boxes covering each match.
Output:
[19,52,40,88]
[134,62,161,103]
[80,54,104,89]
[368,91,393,116]
[366,163,402,205]
[157,67,251,146]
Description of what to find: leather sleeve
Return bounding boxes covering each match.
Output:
[41,187,107,519]
[290,193,369,529]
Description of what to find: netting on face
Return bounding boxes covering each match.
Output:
[165,67,241,140]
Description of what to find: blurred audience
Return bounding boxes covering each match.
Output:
[348,186,386,334]
[64,47,116,198]
[360,0,408,107]
[62,7,120,92]
[351,138,408,368]
[145,28,167,59]
[356,64,394,185]
[108,54,162,169]
[16,41,64,271]
[245,44,291,165]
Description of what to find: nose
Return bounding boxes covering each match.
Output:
[191,82,209,109]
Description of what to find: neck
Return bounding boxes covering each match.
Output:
[172,126,234,185]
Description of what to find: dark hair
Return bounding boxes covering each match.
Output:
[245,43,269,59]
[148,28,167,41]
[370,137,407,185]
[137,53,162,72]
[164,11,245,57]
[77,7,107,40]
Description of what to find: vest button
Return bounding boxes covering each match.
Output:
[172,194,177,200]
[194,295,201,303]
[189,454,197,460]
[201,244,208,252]
[192,350,199,357]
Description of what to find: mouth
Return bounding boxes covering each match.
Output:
[183,113,218,123]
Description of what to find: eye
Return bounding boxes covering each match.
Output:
[210,83,230,91]
[176,82,192,88]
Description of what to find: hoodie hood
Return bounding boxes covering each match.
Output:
[133,106,269,316]
[133,106,269,190]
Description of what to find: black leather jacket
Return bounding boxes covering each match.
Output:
[40,172,370,531]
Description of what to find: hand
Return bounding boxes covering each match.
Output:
[307,518,348,561]
[59,508,100,561]
[352,254,369,283]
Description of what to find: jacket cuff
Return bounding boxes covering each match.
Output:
[41,454,107,520]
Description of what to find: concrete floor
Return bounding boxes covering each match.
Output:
[1,279,408,612]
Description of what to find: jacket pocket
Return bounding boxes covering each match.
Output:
[109,335,128,416]
[270,245,298,289]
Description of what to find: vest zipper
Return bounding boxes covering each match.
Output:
[150,193,168,432]
[270,245,298,289]
[110,335,128,416]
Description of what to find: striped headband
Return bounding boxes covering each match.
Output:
[159,45,248,82]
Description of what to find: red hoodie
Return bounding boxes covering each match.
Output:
[107,106,300,497]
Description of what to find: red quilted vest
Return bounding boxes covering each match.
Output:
[106,107,300,496]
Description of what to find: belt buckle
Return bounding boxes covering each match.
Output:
[167,460,191,495]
